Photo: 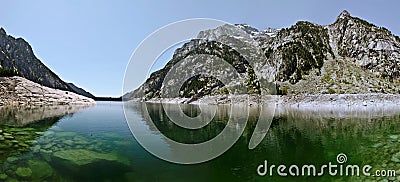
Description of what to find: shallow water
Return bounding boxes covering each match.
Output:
[0,101,399,181]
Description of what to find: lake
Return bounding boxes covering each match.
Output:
[0,101,400,181]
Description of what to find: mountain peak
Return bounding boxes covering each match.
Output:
[0,27,6,35]
[337,10,351,19]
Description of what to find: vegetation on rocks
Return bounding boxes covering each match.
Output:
[0,67,19,77]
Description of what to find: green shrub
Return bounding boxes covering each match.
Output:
[0,67,20,77]
[328,88,335,94]
[277,86,288,95]
[219,87,230,95]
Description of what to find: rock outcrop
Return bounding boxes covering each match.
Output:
[0,76,95,106]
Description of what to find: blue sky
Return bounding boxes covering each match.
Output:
[1,0,399,97]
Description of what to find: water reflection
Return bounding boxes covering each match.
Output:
[0,104,93,126]
[128,102,400,181]
[126,102,249,164]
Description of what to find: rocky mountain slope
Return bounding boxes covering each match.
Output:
[0,76,95,106]
[127,10,400,101]
[0,28,94,98]
[67,83,95,98]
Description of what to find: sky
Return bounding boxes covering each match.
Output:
[1,0,399,97]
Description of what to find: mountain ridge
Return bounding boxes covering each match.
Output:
[126,10,400,101]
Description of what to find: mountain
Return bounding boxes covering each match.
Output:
[0,28,94,97]
[127,10,400,101]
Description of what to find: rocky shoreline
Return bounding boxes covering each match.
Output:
[132,93,400,110]
[0,76,95,106]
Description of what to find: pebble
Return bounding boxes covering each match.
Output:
[6,157,19,163]
[390,152,400,163]
[4,135,14,139]
[372,143,384,148]
[34,132,44,135]
[32,145,40,153]
[63,140,74,146]
[42,143,53,150]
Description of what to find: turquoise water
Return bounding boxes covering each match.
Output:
[0,102,400,181]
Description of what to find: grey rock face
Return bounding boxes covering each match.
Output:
[328,11,400,79]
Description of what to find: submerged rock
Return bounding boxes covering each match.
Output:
[372,143,384,148]
[389,135,399,140]
[391,152,400,163]
[6,157,19,163]
[15,167,32,178]
[28,160,53,179]
[43,131,55,137]
[62,140,74,146]
[34,132,44,135]
[42,143,53,150]
[52,149,131,179]
[53,149,130,166]
[0,173,7,180]
[55,131,76,138]
[32,145,40,153]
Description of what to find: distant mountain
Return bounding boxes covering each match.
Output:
[67,83,95,98]
[127,10,400,101]
[0,28,94,97]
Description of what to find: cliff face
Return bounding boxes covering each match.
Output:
[328,10,400,79]
[128,10,400,101]
[0,28,71,91]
